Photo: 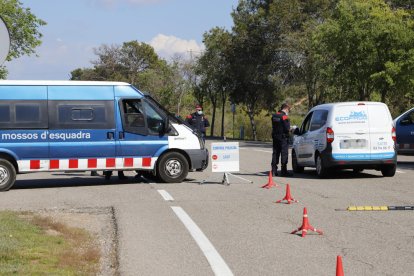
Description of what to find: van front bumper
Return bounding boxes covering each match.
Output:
[185,149,209,170]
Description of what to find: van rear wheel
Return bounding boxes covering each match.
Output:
[0,159,16,191]
[381,164,396,177]
[157,152,189,183]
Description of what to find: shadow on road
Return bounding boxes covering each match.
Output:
[397,160,414,171]
[12,175,149,190]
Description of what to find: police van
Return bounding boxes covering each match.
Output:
[0,81,208,191]
[292,102,396,177]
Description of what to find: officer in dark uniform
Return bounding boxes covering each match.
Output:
[271,103,292,177]
[186,104,210,139]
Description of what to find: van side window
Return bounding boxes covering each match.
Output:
[142,101,164,135]
[49,101,115,129]
[120,99,148,135]
[300,112,313,134]
[400,111,414,125]
[122,100,145,128]
[310,110,328,131]
[0,105,11,122]
[0,101,47,129]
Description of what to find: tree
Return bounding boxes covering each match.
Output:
[70,41,191,112]
[196,27,232,137]
[0,0,46,78]
[228,0,281,140]
[314,0,414,103]
[268,0,337,108]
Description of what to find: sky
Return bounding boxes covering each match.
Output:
[5,0,239,80]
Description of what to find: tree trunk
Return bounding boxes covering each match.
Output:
[247,105,257,141]
[220,92,226,138]
[210,100,217,137]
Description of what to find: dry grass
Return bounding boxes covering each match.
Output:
[0,211,102,275]
[29,214,101,273]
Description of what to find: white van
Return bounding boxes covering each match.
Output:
[292,102,396,178]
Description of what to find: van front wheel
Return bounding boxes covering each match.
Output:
[157,152,189,183]
[381,164,396,177]
[316,154,328,178]
[0,159,16,191]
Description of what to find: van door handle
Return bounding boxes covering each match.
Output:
[355,130,366,135]
[119,131,125,140]
[107,132,114,140]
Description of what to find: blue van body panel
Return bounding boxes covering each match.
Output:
[154,145,169,158]
[48,129,116,158]
[114,85,144,98]
[48,86,115,100]
[0,86,47,100]
[0,130,49,159]
[116,133,168,157]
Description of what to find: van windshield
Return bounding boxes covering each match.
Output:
[144,94,184,125]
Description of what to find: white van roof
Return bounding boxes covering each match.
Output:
[0,80,131,86]
[312,101,386,110]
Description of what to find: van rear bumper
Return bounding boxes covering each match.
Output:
[185,149,209,170]
[320,147,397,169]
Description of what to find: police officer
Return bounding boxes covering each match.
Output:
[186,104,210,139]
[271,103,292,177]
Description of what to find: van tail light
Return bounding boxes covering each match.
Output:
[326,127,334,143]
[392,127,396,142]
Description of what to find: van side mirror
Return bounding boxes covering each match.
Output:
[293,128,300,136]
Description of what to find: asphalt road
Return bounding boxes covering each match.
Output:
[1,140,413,276]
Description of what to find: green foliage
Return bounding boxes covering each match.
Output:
[0,0,46,78]
[70,41,197,112]
[314,0,414,103]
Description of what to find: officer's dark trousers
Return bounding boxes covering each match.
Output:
[271,136,288,169]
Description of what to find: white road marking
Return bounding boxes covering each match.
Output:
[253,149,272,153]
[157,190,174,201]
[396,170,405,174]
[171,206,233,276]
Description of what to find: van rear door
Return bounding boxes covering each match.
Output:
[331,103,371,161]
[367,103,395,160]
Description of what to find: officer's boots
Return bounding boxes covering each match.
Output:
[272,166,278,176]
[281,165,293,177]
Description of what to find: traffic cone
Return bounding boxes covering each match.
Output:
[291,207,323,237]
[336,255,344,276]
[276,184,298,204]
[261,170,278,189]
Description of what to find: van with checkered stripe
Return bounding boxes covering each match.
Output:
[0,81,208,191]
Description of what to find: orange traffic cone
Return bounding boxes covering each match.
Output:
[291,207,323,237]
[276,184,298,204]
[261,170,278,189]
[336,255,344,276]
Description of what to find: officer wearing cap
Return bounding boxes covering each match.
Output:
[185,104,210,139]
[271,103,293,177]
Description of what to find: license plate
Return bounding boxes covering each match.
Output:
[340,139,367,149]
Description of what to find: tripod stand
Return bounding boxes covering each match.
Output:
[200,171,253,186]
